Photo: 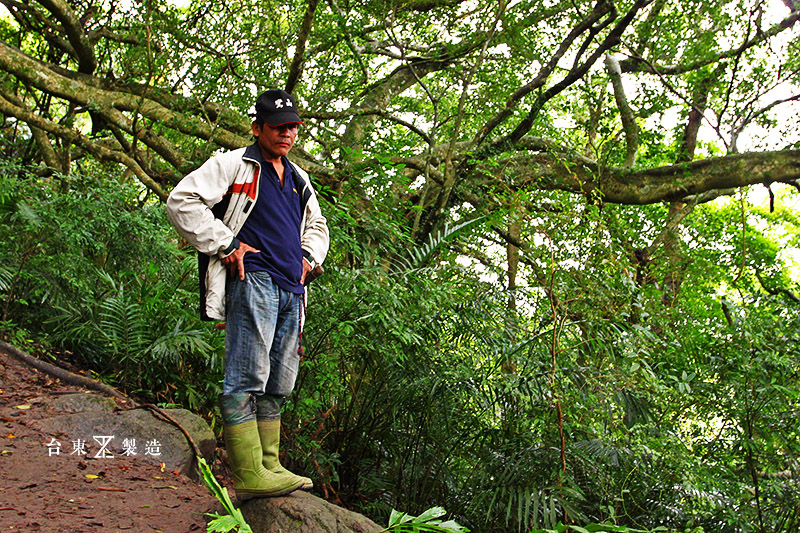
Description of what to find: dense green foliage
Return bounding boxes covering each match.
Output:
[286,185,800,532]
[0,161,224,414]
[4,158,799,531]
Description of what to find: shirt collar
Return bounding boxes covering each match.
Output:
[243,143,293,178]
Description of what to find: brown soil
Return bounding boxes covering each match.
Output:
[0,348,221,532]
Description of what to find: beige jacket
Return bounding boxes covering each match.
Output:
[166,144,329,320]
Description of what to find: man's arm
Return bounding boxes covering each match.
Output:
[166,154,238,257]
[300,186,330,268]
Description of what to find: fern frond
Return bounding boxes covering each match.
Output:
[148,319,213,365]
[409,216,486,269]
[15,201,41,228]
[0,266,13,293]
[97,288,150,361]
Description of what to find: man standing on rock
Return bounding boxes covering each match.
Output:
[167,89,329,500]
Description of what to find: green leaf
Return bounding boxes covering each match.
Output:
[207,515,239,533]
[389,510,413,526]
[416,507,446,522]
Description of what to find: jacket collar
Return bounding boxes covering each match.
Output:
[242,142,293,177]
[243,142,262,163]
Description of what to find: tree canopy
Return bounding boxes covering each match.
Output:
[2,0,799,211]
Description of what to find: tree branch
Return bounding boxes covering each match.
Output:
[477,0,653,158]
[0,41,249,156]
[0,92,167,200]
[620,10,800,75]
[36,0,97,74]
[2,91,65,172]
[754,269,800,304]
[679,64,723,161]
[328,0,370,83]
[307,107,433,145]
[286,0,320,93]
[474,0,616,147]
[0,0,76,57]
[604,53,638,167]
[339,47,461,157]
[494,148,800,205]
[429,0,509,235]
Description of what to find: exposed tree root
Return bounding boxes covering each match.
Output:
[0,341,204,472]
[0,341,127,400]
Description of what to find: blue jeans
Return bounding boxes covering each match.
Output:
[223,272,301,419]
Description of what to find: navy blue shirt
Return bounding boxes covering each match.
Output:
[237,148,304,294]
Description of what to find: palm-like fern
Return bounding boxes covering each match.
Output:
[46,266,221,400]
[0,266,13,293]
[403,216,487,270]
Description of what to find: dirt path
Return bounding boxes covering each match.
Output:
[0,348,220,532]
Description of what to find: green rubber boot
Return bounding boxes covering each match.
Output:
[219,394,303,500]
[257,419,314,491]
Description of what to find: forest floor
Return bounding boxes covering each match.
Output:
[0,346,221,532]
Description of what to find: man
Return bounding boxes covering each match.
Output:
[167,89,329,500]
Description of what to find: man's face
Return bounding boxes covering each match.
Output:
[252,122,299,161]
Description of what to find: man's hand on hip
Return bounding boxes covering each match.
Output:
[222,242,260,281]
[300,258,312,285]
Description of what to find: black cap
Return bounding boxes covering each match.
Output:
[253,89,304,127]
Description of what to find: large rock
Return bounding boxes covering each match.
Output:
[32,393,215,477]
[240,490,383,533]
[38,392,118,413]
